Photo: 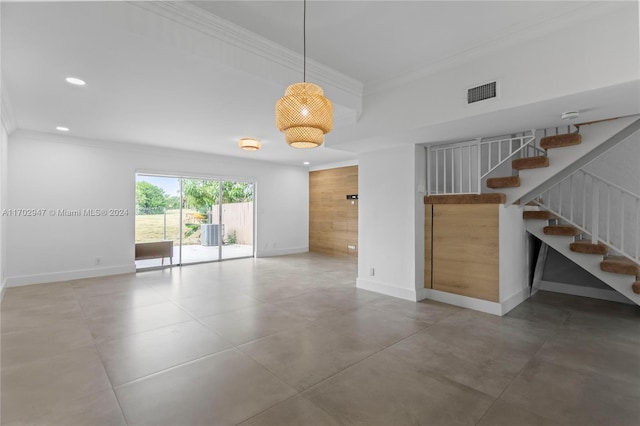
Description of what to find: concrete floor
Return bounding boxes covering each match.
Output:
[135,243,254,269]
[1,253,639,425]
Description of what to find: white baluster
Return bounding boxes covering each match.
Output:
[591,182,599,245]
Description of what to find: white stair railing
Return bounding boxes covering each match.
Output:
[534,169,640,263]
[427,130,536,195]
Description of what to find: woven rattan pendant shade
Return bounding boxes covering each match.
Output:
[276,82,333,148]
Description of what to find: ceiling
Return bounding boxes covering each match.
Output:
[1,1,635,167]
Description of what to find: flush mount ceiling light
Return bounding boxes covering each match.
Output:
[303,161,310,165]
[275,0,333,149]
[238,138,261,151]
[65,77,86,86]
[55,126,70,132]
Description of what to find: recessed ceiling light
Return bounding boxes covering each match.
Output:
[303,161,310,165]
[56,126,70,132]
[65,77,86,86]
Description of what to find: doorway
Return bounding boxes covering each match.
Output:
[135,174,255,269]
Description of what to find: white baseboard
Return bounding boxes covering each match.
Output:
[256,246,308,257]
[0,277,6,301]
[500,287,531,315]
[356,277,417,301]
[6,264,136,287]
[538,280,634,305]
[421,289,503,315]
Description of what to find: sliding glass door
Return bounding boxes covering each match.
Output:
[181,179,220,264]
[221,181,254,260]
[135,174,254,269]
[135,176,182,268]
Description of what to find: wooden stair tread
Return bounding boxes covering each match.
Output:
[632,281,640,295]
[543,225,582,236]
[600,256,640,276]
[570,240,609,255]
[424,193,506,205]
[512,156,549,170]
[486,176,520,189]
[540,133,582,149]
[523,211,557,220]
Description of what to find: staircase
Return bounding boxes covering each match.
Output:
[426,115,640,305]
[524,206,639,303]
[485,115,640,205]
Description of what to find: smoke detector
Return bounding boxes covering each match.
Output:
[561,111,579,120]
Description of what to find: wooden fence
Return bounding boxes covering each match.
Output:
[211,202,254,245]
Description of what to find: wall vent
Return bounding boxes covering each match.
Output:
[467,81,497,104]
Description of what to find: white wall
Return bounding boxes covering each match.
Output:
[357,144,421,300]
[0,122,8,297]
[340,2,639,146]
[498,205,528,313]
[584,130,640,195]
[6,130,309,286]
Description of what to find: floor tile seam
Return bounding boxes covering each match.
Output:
[190,315,254,345]
[194,314,314,348]
[175,299,270,319]
[233,393,340,426]
[296,325,438,396]
[531,350,640,388]
[0,341,104,373]
[109,347,247,390]
[91,341,132,426]
[333,305,435,333]
[0,314,93,338]
[233,342,324,393]
[231,393,306,426]
[251,284,334,303]
[80,296,190,321]
[482,325,565,425]
[488,357,614,425]
[248,287,326,304]
[90,316,195,345]
[363,302,456,326]
[98,341,235,389]
[1,386,126,426]
[76,298,175,321]
[472,395,555,426]
[167,291,264,307]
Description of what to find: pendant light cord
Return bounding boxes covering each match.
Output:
[303,0,306,83]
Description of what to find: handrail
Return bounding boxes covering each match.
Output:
[479,133,536,179]
[536,168,640,263]
[426,130,537,195]
[581,169,640,199]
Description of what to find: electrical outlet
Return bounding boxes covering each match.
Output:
[95,257,101,265]
[369,267,375,276]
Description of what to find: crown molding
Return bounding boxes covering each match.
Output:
[129,1,363,99]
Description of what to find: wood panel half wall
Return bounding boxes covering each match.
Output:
[309,166,358,257]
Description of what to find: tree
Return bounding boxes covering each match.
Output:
[221,182,253,203]
[136,181,167,214]
[181,180,254,212]
[182,180,217,212]
[165,195,180,210]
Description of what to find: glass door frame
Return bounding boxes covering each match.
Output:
[135,171,256,270]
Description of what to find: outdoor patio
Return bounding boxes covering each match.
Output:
[135,243,253,269]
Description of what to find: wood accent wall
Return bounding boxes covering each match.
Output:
[309,166,358,257]
[425,203,499,302]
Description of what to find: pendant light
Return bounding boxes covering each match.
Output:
[275,0,333,148]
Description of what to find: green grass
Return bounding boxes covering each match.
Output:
[135,209,202,246]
